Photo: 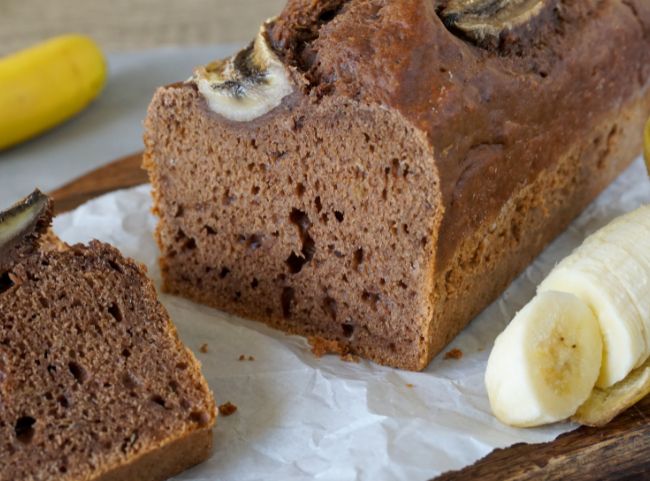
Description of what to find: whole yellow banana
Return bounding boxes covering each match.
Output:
[0,35,106,150]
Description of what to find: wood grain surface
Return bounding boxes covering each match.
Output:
[49,156,650,481]
[436,396,650,480]
[50,152,147,215]
[0,0,285,56]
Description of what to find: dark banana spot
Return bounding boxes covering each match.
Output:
[438,0,558,51]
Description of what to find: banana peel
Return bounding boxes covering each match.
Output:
[0,35,106,150]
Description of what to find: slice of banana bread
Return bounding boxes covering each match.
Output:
[144,0,650,370]
[0,191,216,481]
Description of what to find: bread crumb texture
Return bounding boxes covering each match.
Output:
[0,241,216,480]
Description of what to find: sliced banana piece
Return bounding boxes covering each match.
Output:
[485,291,602,427]
[0,189,51,274]
[539,254,646,389]
[0,190,49,246]
[581,211,650,285]
[439,0,556,47]
[577,240,650,349]
[191,20,293,122]
[571,205,650,425]
[573,356,650,427]
[585,205,650,245]
[539,205,650,388]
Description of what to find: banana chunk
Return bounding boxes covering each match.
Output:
[192,20,293,122]
[584,206,650,247]
[579,241,650,348]
[0,191,48,246]
[539,253,647,388]
[539,205,650,388]
[439,0,557,48]
[487,205,650,427]
[0,189,51,274]
[573,357,650,427]
[485,291,602,427]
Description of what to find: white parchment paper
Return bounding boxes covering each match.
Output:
[52,158,650,481]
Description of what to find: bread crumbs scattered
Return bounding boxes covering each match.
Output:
[238,354,255,361]
[308,336,357,363]
[308,336,342,357]
[248,355,255,361]
[218,402,237,417]
[444,348,463,360]
[406,383,414,388]
[238,354,245,361]
[199,343,209,353]
[340,353,360,363]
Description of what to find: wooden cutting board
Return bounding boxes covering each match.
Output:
[49,152,650,480]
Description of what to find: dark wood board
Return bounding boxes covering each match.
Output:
[49,153,650,481]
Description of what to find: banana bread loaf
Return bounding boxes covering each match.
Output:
[143,0,650,370]
[0,191,216,481]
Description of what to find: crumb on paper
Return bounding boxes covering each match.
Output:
[406,383,415,388]
[308,336,342,358]
[199,343,209,353]
[340,353,360,363]
[308,336,358,363]
[218,402,238,417]
[239,354,246,361]
[248,355,255,361]
[444,348,463,360]
[238,354,255,361]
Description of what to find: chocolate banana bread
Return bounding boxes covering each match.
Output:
[143,0,650,370]
[0,191,216,481]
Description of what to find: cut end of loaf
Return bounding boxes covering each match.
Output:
[144,83,443,370]
[143,0,650,372]
[0,239,216,480]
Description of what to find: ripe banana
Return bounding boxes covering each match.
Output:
[0,35,106,150]
[486,205,650,427]
[485,291,602,427]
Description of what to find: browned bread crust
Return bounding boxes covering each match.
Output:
[143,0,650,370]
[93,429,213,481]
[0,225,216,479]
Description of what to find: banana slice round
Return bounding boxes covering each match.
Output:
[539,255,646,388]
[539,205,650,388]
[584,206,650,253]
[577,240,650,354]
[485,291,602,427]
[192,20,293,122]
